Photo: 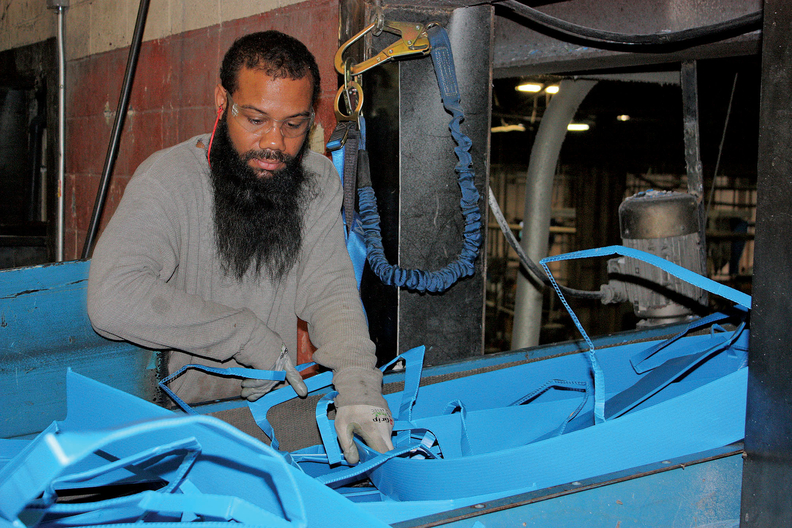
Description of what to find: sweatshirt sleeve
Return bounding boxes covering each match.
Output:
[294,154,387,408]
[87,153,283,368]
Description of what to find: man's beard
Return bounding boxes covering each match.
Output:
[209,116,313,282]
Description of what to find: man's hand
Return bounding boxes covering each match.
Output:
[334,404,395,464]
[241,345,308,401]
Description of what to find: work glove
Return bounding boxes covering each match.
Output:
[241,345,308,401]
[334,404,394,464]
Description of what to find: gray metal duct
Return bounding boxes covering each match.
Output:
[511,79,596,350]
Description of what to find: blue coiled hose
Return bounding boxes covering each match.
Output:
[356,25,482,293]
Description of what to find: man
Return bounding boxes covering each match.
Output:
[87,31,392,464]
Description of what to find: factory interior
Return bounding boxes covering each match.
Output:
[0,0,789,526]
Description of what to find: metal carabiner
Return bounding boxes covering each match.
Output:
[334,18,433,77]
[334,80,364,122]
[334,55,364,123]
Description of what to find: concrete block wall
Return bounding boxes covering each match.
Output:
[1,0,340,259]
[1,0,310,59]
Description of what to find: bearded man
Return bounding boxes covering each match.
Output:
[87,31,393,464]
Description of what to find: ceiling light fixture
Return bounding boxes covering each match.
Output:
[491,123,526,133]
[516,82,542,93]
[567,123,590,132]
[545,85,560,94]
[617,114,630,121]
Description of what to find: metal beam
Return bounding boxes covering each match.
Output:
[493,0,761,77]
[397,5,492,365]
[740,0,792,525]
[362,4,493,365]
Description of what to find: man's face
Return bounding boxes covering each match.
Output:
[214,67,313,178]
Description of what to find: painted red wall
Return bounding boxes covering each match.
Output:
[64,0,339,259]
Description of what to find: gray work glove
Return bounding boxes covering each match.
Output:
[334,404,395,464]
[241,345,308,401]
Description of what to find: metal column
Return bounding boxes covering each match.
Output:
[740,0,792,525]
[364,5,493,365]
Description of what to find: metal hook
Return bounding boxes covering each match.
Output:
[334,18,434,77]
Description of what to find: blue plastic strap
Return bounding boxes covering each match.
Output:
[248,346,425,454]
[542,245,751,309]
[43,438,201,505]
[391,346,425,422]
[315,346,426,465]
[630,311,735,374]
[9,410,310,527]
[316,444,417,486]
[442,400,472,456]
[316,391,345,466]
[605,321,747,420]
[511,379,589,437]
[248,371,335,452]
[34,491,295,526]
[540,257,606,424]
[356,25,481,293]
[292,348,425,472]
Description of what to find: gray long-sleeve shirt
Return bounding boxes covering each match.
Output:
[87,134,385,408]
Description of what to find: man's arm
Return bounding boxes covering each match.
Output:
[294,155,387,407]
[87,164,283,370]
[294,156,394,463]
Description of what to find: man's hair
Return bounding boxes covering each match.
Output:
[220,30,321,106]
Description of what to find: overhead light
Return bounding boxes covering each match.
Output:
[617,114,630,122]
[567,123,590,132]
[545,85,559,94]
[516,82,542,93]
[491,123,526,133]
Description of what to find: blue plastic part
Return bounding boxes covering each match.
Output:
[246,325,748,503]
[0,260,158,439]
[540,245,753,424]
[243,245,751,506]
[159,362,316,415]
[0,370,390,528]
[0,246,753,526]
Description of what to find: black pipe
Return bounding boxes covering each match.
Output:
[500,0,761,52]
[81,0,150,258]
[27,115,45,223]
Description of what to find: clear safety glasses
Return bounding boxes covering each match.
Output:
[226,92,314,138]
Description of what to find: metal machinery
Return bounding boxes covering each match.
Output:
[603,190,707,326]
[333,1,792,524]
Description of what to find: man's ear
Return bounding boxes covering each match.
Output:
[214,84,227,113]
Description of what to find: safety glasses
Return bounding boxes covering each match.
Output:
[226,92,313,138]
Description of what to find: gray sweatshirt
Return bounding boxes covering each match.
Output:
[87,134,385,408]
